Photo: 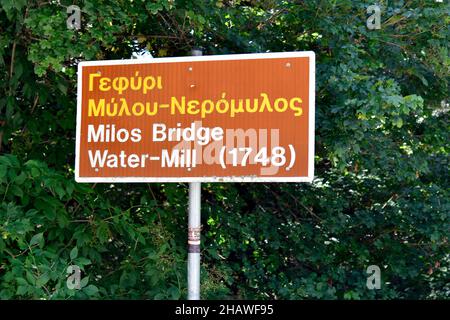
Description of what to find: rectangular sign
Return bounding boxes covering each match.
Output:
[75,52,315,182]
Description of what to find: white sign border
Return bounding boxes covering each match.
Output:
[75,51,315,183]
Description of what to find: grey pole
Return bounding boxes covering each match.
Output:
[187,182,201,300]
[187,48,202,300]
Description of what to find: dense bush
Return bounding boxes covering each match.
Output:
[0,0,448,299]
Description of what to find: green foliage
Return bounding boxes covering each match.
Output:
[0,154,186,299]
[0,0,448,299]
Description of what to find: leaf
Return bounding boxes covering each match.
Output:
[393,117,403,128]
[30,167,40,177]
[26,272,36,286]
[10,185,23,198]
[96,221,110,243]
[70,247,78,260]
[16,278,28,286]
[0,165,6,178]
[168,286,181,300]
[16,286,28,296]
[36,273,50,288]
[14,172,27,185]
[54,184,65,199]
[13,0,26,11]
[80,276,90,289]
[57,81,67,95]
[83,284,99,296]
[75,257,91,266]
[65,182,75,196]
[29,233,44,247]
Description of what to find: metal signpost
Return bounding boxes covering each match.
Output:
[187,48,203,300]
[75,51,315,299]
[187,180,201,300]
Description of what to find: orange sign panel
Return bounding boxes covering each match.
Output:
[75,52,315,182]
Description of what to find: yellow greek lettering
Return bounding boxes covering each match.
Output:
[130,72,142,91]
[245,98,259,113]
[118,98,131,116]
[171,96,186,114]
[289,97,303,116]
[156,76,163,89]
[88,98,105,116]
[201,100,214,118]
[145,102,158,116]
[132,102,145,116]
[216,93,229,114]
[259,93,273,113]
[106,98,118,116]
[112,77,129,94]
[99,77,111,92]
[187,100,200,115]
[274,98,288,112]
[143,76,156,94]
[89,73,101,91]
[230,99,244,117]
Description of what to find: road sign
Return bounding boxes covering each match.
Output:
[75,52,315,182]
